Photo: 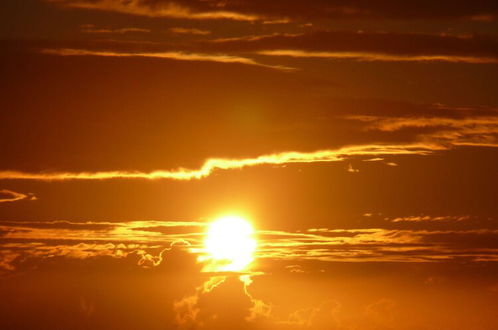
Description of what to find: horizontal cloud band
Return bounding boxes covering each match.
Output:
[258,50,498,64]
[41,48,294,71]
[0,144,441,181]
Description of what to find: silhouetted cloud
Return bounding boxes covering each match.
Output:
[47,0,498,21]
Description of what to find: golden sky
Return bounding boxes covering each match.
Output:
[1,1,498,329]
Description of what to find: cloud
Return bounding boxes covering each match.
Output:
[0,220,205,272]
[347,163,359,173]
[47,0,498,21]
[204,31,498,64]
[258,49,498,64]
[0,220,204,243]
[1,242,497,329]
[2,216,498,275]
[284,300,341,328]
[345,110,498,147]
[390,215,471,223]
[41,48,294,71]
[348,114,498,132]
[1,213,498,330]
[80,24,151,34]
[258,227,498,263]
[174,274,273,329]
[0,243,205,329]
[170,27,211,35]
[0,189,37,203]
[0,143,441,181]
[48,0,261,21]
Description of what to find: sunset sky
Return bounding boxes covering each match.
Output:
[1,1,498,329]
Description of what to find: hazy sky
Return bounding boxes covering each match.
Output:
[1,1,498,329]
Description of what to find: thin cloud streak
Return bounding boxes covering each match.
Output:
[170,27,211,35]
[258,50,498,64]
[0,144,441,181]
[390,215,471,222]
[347,115,498,131]
[80,24,151,34]
[41,48,294,71]
[48,0,260,21]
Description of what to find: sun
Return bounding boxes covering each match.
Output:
[204,215,257,272]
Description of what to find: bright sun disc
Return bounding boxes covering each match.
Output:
[204,215,257,272]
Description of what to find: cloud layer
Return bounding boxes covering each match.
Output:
[0,144,439,181]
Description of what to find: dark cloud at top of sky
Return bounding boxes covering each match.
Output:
[48,0,498,21]
[208,0,498,20]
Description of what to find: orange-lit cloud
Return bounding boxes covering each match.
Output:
[390,215,471,222]
[3,218,497,274]
[80,24,151,34]
[203,31,498,64]
[170,27,211,35]
[0,189,37,203]
[46,0,498,21]
[0,144,442,181]
[257,49,498,64]
[283,300,341,328]
[0,220,204,243]
[174,274,272,329]
[257,227,498,262]
[347,115,498,131]
[346,114,498,147]
[41,48,294,71]
[48,0,261,21]
[173,275,227,327]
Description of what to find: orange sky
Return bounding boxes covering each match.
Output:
[1,1,498,329]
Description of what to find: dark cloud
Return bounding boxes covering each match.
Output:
[49,0,498,21]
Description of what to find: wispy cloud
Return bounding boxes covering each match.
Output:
[0,189,37,203]
[389,215,471,223]
[0,220,204,243]
[346,114,498,131]
[205,31,498,64]
[41,48,294,71]
[346,113,498,147]
[0,144,441,181]
[170,27,211,36]
[258,50,498,64]
[48,0,260,21]
[80,24,151,34]
[259,228,498,263]
[2,219,498,273]
[46,0,498,21]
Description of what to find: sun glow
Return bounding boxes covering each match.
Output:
[204,215,257,272]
